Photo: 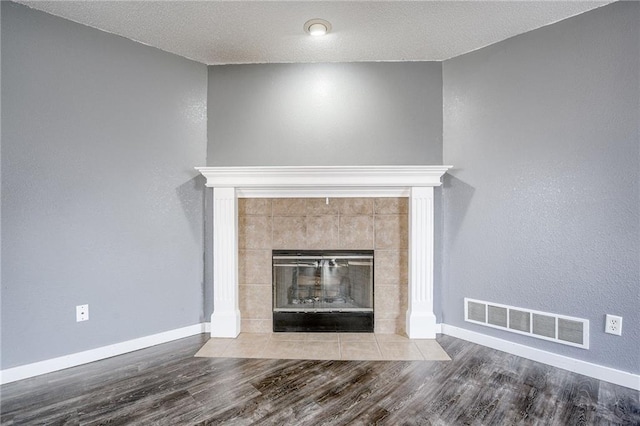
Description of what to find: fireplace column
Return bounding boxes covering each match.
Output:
[407,186,436,338]
[210,187,241,337]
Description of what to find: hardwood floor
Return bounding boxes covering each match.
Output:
[1,334,638,425]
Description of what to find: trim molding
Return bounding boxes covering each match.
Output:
[196,165,453,190]
[236,187,411,198]
[0,323,209,385]
[440,324,640,391]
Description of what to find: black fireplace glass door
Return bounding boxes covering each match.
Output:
[272,251,374,332]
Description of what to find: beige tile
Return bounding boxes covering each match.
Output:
[374,319,398,334]
[339,333,376,342]
[377,342,424,361]
[241,319,273,333]
[239,198,272,216]
[195,334,451,362]
[239,285,272,320]
[414,340,452,361]
[374,250,408,285]
[339,215,374,249]
[262,340,305,359]
[374,333,410,343]
[395,320,407,337]
[306,216,339,249]
[221,340,268,358]
[271,332,308,341]
[399,284,408,320]
[235,333,271,342]
[306,198,340,215]
[239,216,272,249]
[273,216,306,249]
[375,215,408,249]
[375,285,401,319]
[238,249,271,285]
[194,338,233,357]
[339,198,374,215]
[374,198,408,214]
[305,333,340,342]
[300,342,341,360]
[340,342,382,360]
[272,198,306,216]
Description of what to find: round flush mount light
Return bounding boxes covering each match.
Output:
[304,18,332,36]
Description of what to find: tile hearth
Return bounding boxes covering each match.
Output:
[194,333,451,362]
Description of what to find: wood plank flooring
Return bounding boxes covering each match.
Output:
[1,334,638,425]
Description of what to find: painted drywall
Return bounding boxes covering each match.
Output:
[1,2,208,369]
[0,2,3,329]
[207,62,443,166]
[204,61,444,320]
[443,1,639,373]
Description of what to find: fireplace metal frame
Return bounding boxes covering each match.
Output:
[272,250,374,332]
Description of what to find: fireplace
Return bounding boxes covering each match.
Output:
[273,250,374,332]
[195,165,451,339]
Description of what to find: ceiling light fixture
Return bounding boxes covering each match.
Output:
[304,18,332,36]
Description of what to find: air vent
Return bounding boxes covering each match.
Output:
[468,301,487,323]
[558,318,585,345]
[532,313,555,338]
[487,305,507,327]
[464,298,589,349]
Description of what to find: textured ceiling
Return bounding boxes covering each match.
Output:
[16,1,613,65]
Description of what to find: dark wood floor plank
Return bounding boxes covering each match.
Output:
[2,334,639,425]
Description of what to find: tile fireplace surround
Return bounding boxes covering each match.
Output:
[196,166,451,339]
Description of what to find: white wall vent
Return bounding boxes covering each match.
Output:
[464,298,589,349]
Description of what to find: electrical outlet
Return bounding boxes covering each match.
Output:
[605,314,622,336]
[76,304,89,322]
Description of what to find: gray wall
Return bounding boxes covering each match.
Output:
[5,0,635,377]
[205,61,444,319]
[0,2,3,327]
[208,62,443,166]
[1,2,208,369]
[442,1,639,373]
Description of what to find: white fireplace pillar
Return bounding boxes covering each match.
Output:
[407,186,436,338]
[210,187,241,337]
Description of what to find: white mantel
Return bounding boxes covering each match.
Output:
[196,165,452,339]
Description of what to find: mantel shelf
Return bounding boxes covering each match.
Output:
[195,165,452,189]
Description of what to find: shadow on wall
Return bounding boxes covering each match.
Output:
[443,174,475,245]
[176,174,208,322]
[176,174,207,243]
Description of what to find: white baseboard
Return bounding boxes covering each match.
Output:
[440,324,640,391]
[0,323,210,385]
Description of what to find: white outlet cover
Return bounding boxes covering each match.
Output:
[605,314,622,336]
[76,304,89,322]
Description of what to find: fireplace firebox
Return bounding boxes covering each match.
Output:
[273,250,374,332]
